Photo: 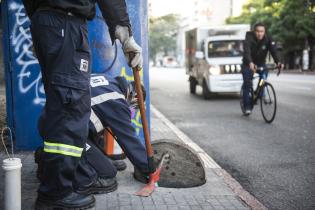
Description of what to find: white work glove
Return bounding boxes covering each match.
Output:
[115,25,143,69]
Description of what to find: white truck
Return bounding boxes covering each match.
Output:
[185,24,250,99]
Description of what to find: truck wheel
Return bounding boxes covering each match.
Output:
[189,77,197,94]
[202,80,212,99]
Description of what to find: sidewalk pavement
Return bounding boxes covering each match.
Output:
[0,105,264,210]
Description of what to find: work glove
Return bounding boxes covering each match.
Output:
[115,25,143,69]
[127,81,146,109]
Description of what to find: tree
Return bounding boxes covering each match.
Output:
[226,0,315,69]
[272,0,315,53]
[149,14,179,64]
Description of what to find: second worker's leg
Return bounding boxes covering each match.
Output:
[74,140,118,195]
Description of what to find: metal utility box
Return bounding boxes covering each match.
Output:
[2,0,149,150]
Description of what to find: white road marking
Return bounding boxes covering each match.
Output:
[151,104,221,169]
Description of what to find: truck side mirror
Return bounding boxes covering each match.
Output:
[195,51,204,59]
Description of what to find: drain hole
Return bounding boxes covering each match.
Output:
[196,162,201,167]
[165,166,169,170]
[171,172,176,176]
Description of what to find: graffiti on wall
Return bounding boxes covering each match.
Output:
[8,1,146,132]
[9,2,45,105]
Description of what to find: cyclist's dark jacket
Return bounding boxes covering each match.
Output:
[242,31,280,67]
[22,0,131,42]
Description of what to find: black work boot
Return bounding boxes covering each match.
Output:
[111,159,127,171]
[133,169,149,184]
[76,177,118,195]
[35,192,95,210]
[34,147,44,181]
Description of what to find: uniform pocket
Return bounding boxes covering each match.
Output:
[32,11,65,55]
[48,73,90,114]
[37,25,65,55]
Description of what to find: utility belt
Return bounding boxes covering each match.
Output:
[36,6,86,20]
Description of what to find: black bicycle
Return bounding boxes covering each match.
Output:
[240,66,281,123]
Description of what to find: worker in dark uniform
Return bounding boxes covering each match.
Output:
[22,0,143,209]
[36,75,152,194]
[242,22,284,115]
[86,74,150,180]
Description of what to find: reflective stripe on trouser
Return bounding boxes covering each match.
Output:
[44,141,83,157]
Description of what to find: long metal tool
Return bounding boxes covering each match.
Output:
[132,66,162,197]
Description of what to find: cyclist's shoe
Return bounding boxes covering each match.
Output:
[244,109,252,116]
[35,192,95,210]
[76,177,118,195]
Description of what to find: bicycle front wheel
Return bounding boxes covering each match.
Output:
[260,82,277,123]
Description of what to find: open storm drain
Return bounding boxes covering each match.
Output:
[134,139,206,188]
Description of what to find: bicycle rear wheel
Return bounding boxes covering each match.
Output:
[260,82,277,123]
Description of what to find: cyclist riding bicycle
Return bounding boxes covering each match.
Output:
[242,22,284,115]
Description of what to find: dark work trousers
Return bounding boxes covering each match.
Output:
[38,112,108,191]
[31,10,92,199]
[242,65,268,110]
[84,139,117,179]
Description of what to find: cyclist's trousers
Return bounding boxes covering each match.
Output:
[242,65,268,110]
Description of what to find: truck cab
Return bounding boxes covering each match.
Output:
[186,25,249,99]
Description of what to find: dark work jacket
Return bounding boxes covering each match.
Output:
[22,0,132,42]
[242,31,280,67]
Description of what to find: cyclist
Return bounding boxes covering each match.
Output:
[242,22,284,115]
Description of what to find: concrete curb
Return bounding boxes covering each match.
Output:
[151,104,268,210]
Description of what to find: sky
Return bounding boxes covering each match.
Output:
[149,0,248,18]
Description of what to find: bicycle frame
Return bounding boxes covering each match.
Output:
[252,70,267,105]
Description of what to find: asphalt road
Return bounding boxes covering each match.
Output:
[149,67,315,210]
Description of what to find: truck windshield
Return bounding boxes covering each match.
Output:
[208,40,243,58]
